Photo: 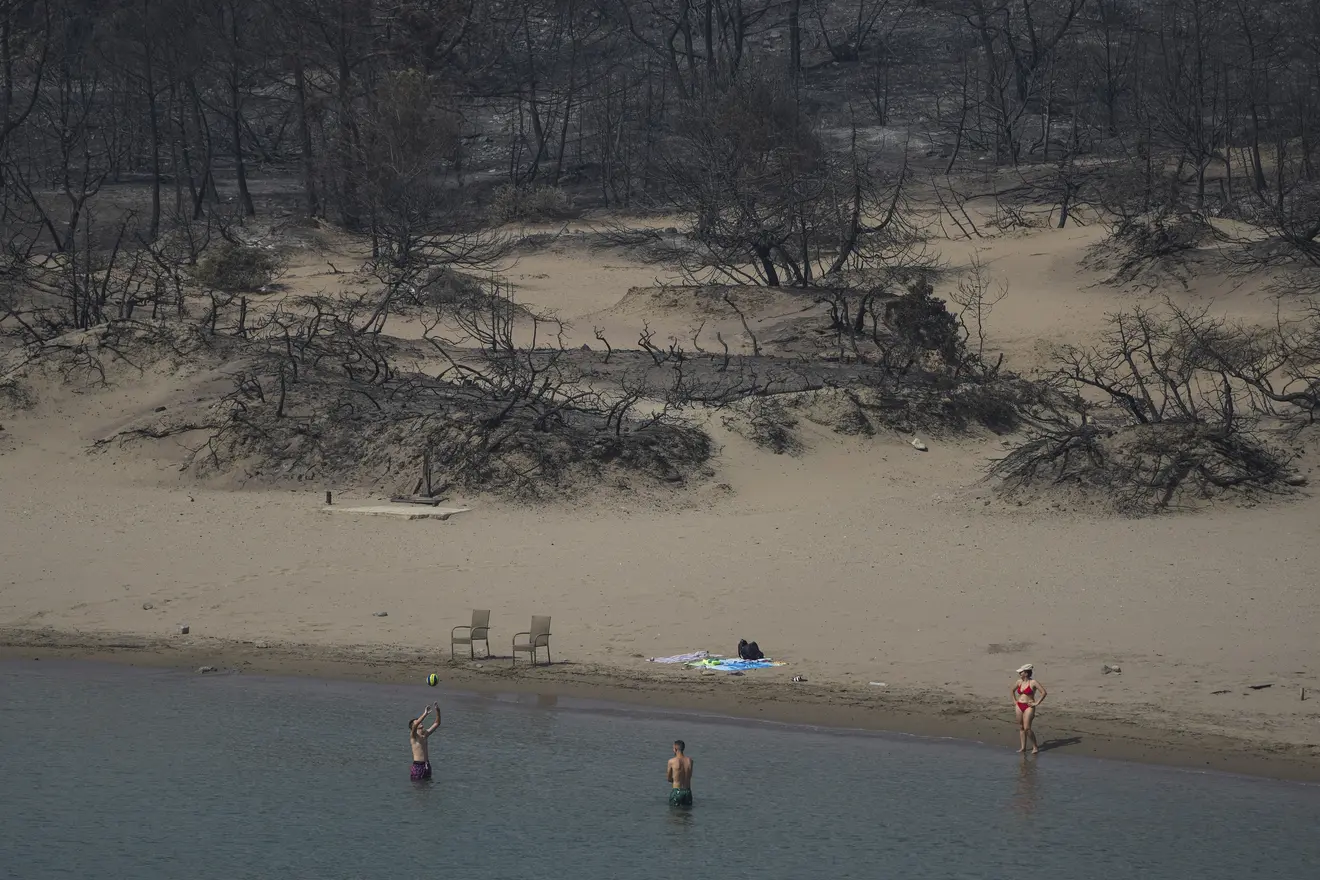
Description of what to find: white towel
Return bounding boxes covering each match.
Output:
[647,650,711,664]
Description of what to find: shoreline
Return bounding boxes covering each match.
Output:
[4,627,1318,784]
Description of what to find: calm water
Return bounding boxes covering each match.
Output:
[2,661,1318,879]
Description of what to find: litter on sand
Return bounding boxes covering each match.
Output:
[869,682,887,687]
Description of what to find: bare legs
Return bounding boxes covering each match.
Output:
[1016,706,1038,754]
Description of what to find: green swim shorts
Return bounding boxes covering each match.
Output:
[668,788,693,807]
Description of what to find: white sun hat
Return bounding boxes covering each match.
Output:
[1016,663,1034,674]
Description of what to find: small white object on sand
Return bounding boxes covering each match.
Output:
[323,504,470,521]
[869,681,887,687]
[910,436,928,452]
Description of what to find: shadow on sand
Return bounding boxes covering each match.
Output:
[1036,736,1083,753]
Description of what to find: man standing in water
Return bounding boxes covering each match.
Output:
[409,703,441,781]
[666,740,693,806]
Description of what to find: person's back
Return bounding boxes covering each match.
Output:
[669,754,693,787]
[666,740,694,807]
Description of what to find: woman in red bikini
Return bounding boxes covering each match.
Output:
[1012,663,1046,754]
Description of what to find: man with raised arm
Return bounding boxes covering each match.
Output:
[666,740,693,807]
[408,703,441,781]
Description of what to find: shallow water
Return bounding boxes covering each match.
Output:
[2,661,1318,879]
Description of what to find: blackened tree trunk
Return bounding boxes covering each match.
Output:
[228,4,255,217]
[292,50,319,217]
[143,26,161,239]
[788,0,801,83]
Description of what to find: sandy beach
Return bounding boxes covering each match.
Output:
[4,628,1319,783]
[3,217,1319,782]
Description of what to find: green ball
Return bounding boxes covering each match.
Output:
[427,673,438,686]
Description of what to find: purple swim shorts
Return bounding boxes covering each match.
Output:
[410,760,432,781]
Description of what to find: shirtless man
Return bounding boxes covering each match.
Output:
[666,740,694,807]
[409,703,441,781]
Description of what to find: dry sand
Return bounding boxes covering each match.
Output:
[2,217,1319,781]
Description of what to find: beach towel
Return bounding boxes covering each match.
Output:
[685,657,786,672]
[647,651,711,664]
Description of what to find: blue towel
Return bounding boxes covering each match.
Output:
[686,658,785,672]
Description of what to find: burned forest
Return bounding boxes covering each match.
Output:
[2,0,1320,512]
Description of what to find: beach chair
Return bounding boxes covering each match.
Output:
[512,615,552,667]
[451,609,492,660]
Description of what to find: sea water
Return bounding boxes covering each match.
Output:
[1,660,1318,879]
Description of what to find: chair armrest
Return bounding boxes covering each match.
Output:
[512,631,530,644]
[534,632,551,647]
[451,625,471,638]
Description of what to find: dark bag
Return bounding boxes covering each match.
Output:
[738,639,764,661]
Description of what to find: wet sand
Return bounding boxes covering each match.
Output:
[4,628,1318,783]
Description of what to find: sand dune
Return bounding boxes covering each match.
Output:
[3,216,1319,776]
